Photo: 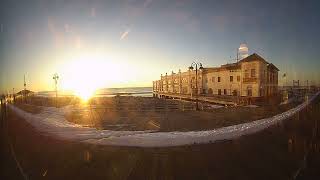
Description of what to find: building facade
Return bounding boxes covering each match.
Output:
[153,53,279,98]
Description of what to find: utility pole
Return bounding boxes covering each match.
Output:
[53,73,59,108]
[12,88,15,103]
[24,74,27,103]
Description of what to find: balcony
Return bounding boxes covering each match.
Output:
[243,77,258,83]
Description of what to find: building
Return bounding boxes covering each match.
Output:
[153,53,279,103]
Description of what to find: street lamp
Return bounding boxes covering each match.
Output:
[189,62,203,110]
[53,73,59,107]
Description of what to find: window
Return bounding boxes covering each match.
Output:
[272,74,275,82]
[232,90,237,96]
[212,77,215,82]
[247,86,252,96]
[237,76,240,82]
[245,70,249,78]
[218,77,221,82]
[247,89,252,96]
[224,89,227,95]
[218,89,221,95]
[251,69,256,77]
[230,76,233,82]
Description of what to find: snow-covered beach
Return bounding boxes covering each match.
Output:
[8,91,320,147]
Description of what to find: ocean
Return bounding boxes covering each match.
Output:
[35,87,153,97]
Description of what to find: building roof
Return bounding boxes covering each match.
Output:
[238,53,279,71]
[238,53,268,64]
[17,89,33,95]
[267,63,279,71]
[203,62,241,73]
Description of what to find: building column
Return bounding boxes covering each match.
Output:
[188,69,191,95]
[199,69,203,94]
[165,73,168,92]
[171,71,175,93]
[160,74,163,92]
[152,81,155,97]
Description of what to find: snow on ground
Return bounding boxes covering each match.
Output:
[244,104,259,108]
[280,97,297,105]
[209,104,224,108]
[8,91,320,147]
[9,105,154,141]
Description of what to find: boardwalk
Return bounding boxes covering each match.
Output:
[154,92,245,106]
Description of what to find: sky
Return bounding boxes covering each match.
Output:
[1,0,320,94]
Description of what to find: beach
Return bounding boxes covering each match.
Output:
[15,94,302,132]
[2,98,320,179]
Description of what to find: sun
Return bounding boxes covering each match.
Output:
[74,87,95,102]
[59,53,109,102]
[58,51,134,101]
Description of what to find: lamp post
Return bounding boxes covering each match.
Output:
[53,73,59,107]
[189,62,203,110]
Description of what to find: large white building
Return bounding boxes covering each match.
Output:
[153,53,279,100]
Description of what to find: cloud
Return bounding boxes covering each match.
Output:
[75,36,83,49]
[167,10,200,32]
[120,29,130,40]
[47,17,65,48]
[91,7,96,18]
[171,10,191,23]
[27,31,33,42]
[64,24,70,33]
[143,0,153,8]
[186,18,200,32]
[210,15,228,32]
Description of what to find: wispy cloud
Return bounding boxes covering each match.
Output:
[75,36,83,49]
[91,7,96,18]
[143,0,153,8]
[120,29,130,40]
[64,23,70,33]
[47,17,65,48]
